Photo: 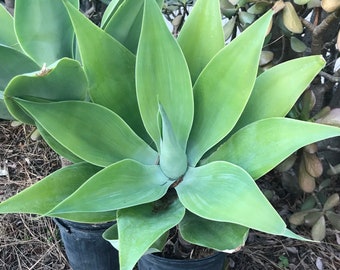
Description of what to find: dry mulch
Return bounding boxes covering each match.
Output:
[1,119,340,270]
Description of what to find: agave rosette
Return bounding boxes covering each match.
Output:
[1,0,340,269]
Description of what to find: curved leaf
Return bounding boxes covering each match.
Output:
[48,160,172,215]
[101,0,124,27]
[235,55,326,130]
[186,11,273,166]
[207,118,340,179]
[116,199,185,270]
[179,211,249,252]
[63,2,149,141]
[0,163,100,215]
[0,91,13,120]
[178,0,224,83]
[0,45,39,90]
[15,0,78,65]
[0,4,19,50]
[103,0,143,53]
[176,161,287,234]
[136,0,194,150]
[14,100,157,166]
[4,58,87,124]
[37,123,83,164]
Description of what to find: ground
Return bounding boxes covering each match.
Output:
[0,120,339,269]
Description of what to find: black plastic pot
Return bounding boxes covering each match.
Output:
[54,218,119,270]
[138,252,226,270]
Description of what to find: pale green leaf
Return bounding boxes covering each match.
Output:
[0,45,39,90]
[37,123,83,164]
[116,199,185,270]
[64,1,149,140]
[103,0,143,53]
[136,0,194,150]
[49,160,172,215]
[186,11,273,166]
[101,0,124,27]
[176,161,287,235]
[0,91,13,120]
[15,0,78,65]
[14,100,157,166]
[4,58,87,125]
[159,105,188,179]
[235,56,325,130]
[207,118,340,180]
[0,4,20,50]
[178,0,224,83]
[0,163,100,215]
[179,211,249,251]
[104,224,169,256]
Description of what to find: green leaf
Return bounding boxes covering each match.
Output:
[186,11,273,166]
[176,161,287,235]
[207,118,340,180]
[0,91,13,120]
[235,56,325,130]
[0,163,100,215]
[101,0,124,27]
[37,123,83,164]
[116,199,185,270]
[14,100,157,166]
[103,0,164,53]
[0,4,20,50]
[64,2,148,141]
[103,0,143,53]
[178,0,224,83]
[14,0,78,65]
[0,45,39,90]
[159,105,188,179]
[179,211,249,251]
[104,224,169,256]
[136,0,194,150]
[48,160,172,215]
[4,58,87,125]
[290,36,307,53]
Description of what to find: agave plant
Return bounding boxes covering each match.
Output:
[1,0,340,269]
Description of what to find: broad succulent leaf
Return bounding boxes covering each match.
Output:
[0,45,39,91]
[159,105,187,179]
[186,11,273,166]
[103,0,163,54]
[207,118,340,179]
[36,122,84,164]
[176,161,287,234]
[235,55,326,131]
[48,160,172,214]
[4,58,87,125]
[116,200,185,270]
[179,211,249,251]
[177,0,224,83]
[14,100,158,166]
[101,0,124,27]
[136,0,194,151]
[63,1,149,141]
[0,163,118,222]
[14,0,78,66]
[0,5,20,50]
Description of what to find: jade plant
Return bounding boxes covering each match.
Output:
[2,0,340,269]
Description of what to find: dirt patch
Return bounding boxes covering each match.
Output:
[1,120,340,269]
[0,120,69,269]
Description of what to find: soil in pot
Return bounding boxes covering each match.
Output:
[54,218,119,270]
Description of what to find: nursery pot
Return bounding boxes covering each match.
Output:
[54,218,119,270]
[138,252,226,270]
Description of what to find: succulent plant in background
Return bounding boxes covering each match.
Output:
[2,0,340,269]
